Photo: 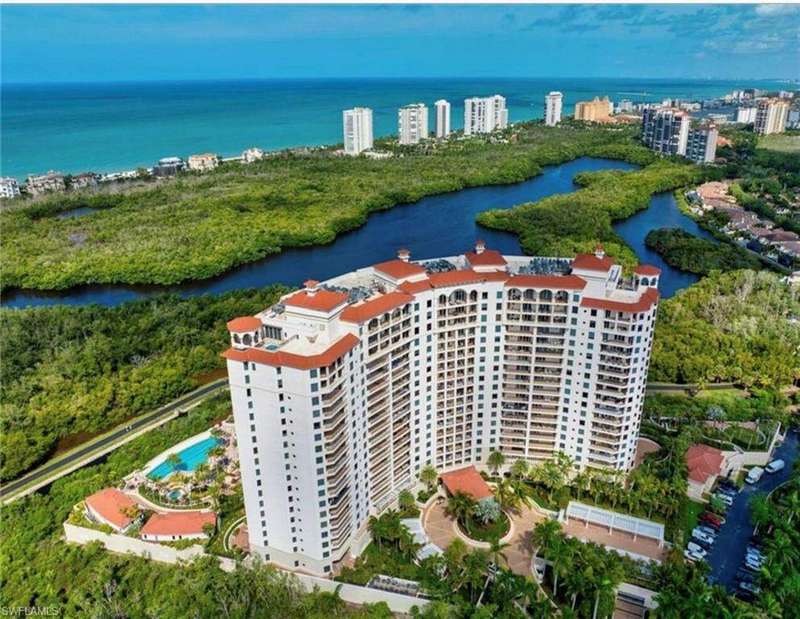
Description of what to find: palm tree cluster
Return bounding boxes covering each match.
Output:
[531,520,629,618]
[367,510,421,562]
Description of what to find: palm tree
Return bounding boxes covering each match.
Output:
[494,478,520,512]
[487,450,505,476]
[781,488,800,525]
[420,464,438,493]
[446,491,477,525]
[398,489,416,514]
[510,459,529,480]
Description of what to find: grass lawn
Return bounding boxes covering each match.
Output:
[682,500,705,545]
[758,133,800,153]
[459,511,511,543]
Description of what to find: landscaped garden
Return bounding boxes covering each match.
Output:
[446,491,511,543]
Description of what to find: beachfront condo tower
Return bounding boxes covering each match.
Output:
[398,103,429,145]
[435,99,451,138]
[342,107,374,155]
[545,91,563,126]
[224,244,660,577]
[463,95,508,135]
[754,98,790,135]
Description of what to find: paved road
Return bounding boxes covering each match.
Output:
[705,428,799,591]
[0,379,228,501]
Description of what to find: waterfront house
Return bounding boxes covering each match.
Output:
[242,147,264,163]
[25,171,66,196]
[152,157,185,177]
[70,172,99,190]
[187,153,219,172]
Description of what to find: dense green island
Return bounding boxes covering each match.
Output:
[4,123,671,291]
[644,227,763,275]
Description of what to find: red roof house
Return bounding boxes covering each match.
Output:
[686,444,725,483]
[85,488,139,532]
[140,511,217,541]
[440,466,493,501]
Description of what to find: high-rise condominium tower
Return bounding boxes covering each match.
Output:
[224,244,660,577]
[435,99,451,138]
[398,103,429,145]
[641,106,690,156]
[545,91,563,126]
[342,107,373,155]
[463,95,508,135]
[754,98,790,135]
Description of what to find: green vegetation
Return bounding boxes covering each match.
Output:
[758,132,800,154]
[3,124,651,291]
[0,286,288,481]
[477,159,704,269]
[644,228,763,275]
[0,396,391,618]
[681,500,705,543]
[650,269,800,388]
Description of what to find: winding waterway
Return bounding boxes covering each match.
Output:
[3,157,710,308]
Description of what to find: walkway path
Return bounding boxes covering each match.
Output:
[1,378,228,505]
[422,497,548,576]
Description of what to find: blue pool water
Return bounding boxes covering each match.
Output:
[147,436,220,481]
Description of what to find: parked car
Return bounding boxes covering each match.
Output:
[684,548,705,562]
[718,478,737,490]
[687,542,707,557]
[738,580,761,595]
[736,570,755,583]
[701,519,720,531]
[692,528,715,545]
[701,512,724,526]
[716,487,737,498]
[715,493,734,506]
[745,557,764,571]
[765,459,785,474]
[746,546,764,559]
[746,467,765,484]
[696,525,718,537]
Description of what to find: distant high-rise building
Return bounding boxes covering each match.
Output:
[343,107,374,155]
[736,107,757,124]
[685,123,719,164]
[754,98,790,135]
[434,99,451,138]
[398,103,428,145]
[617,99,634,113]
[463,95,508,135]
[545,92,563,126]
[574,96,612,122]
[641,106,690,156]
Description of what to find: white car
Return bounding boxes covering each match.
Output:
[692,528,715,545]
[687,542,708,558]
[685,548,705,562]
[746,467,765,484]
[696,525,717,537]
[715,493,734,506]
[745,556,764,570]
[766,459,785,474]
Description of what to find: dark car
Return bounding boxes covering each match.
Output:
[700,512,723,526]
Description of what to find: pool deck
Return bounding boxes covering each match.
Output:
[141,429,215,477]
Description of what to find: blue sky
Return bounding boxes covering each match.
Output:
[2,4,798,83]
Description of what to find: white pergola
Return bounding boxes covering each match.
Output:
[565,501,665,546]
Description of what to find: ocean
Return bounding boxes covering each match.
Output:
[0,77,791,180]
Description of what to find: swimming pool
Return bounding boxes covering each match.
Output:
[147,436,221,481]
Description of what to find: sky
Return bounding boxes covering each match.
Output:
[2,4,798,83]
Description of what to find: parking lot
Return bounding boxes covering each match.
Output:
[704,428,798,592]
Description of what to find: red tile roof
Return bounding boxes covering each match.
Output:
[141,511,217,537]
[85,488,138,530]
[429,269,486,288]
[373,259,427,280]
[340,292,414,323]
[398,279,433,294]
[440,465,493,500]
[572,253,615,272]
[686,444,725,483]
[223,333,359,370]
[465,249,507,267]
[226,316,262,332]
[505,274,586,290]
[634,265,662,276]
[284,289,349,313]
[580,287,659,313]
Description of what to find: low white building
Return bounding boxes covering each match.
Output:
[242,147,265,163]
[25,171,66,196]
[140,511,217,542]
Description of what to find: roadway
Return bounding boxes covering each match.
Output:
[0,378,229,504]
[705,428,799,592]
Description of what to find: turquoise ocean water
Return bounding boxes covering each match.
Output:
[1,77,790,180]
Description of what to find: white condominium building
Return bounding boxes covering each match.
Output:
[545,92,563,126]
[435,99,451,138]
[0,177,21,199]
[398,103,429,145]
[641,106,690,156]
[343,107,374,155]
[736,107,757,124]
[754,98,790,135]
[464,95,508,135]
[224,244,660,576]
